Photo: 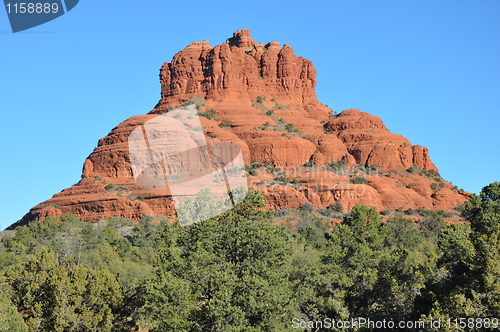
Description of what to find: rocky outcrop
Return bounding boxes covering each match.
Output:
[13,30,469,227]
[153,29,331,120]
[324,109,437,171]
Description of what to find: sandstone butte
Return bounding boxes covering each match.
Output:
[11,29,470,228]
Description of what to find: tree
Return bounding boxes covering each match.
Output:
[463,182,500,315]
[4,247,123,332]
[375,216,438,322]
[142,189,296,331]
[420,182,500,330]
[0,288,28,332]
[309,205,387,322]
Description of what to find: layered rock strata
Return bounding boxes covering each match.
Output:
[14,30,469,227]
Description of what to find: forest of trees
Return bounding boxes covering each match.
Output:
[0,182,499,331]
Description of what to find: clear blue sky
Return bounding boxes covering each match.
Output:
[1,0,499,230]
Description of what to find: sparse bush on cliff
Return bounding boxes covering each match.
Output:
[302,158,314,168]
[285,123,299,133]
[351,176,368,185]
[218,121,232,129]
[273,175,290,185]
[244,165,257,176]
[254,121,271,130]
[128,194,145,202]
[198,108,218,120]
[326,159,345,173]
[274,103,290,110]
[181,96,205,110]
[430,182,445,190]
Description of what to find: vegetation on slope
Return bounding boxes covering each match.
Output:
[0,183,499,331]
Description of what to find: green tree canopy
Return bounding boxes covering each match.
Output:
[142,189,296,331]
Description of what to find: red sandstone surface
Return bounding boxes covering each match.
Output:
[13,30,469,227]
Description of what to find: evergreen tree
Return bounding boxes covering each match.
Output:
[4,247,123,332]
[0,288,28,332]
[420,182,500,331]
[142,189,296,331]
[464,182,500,315]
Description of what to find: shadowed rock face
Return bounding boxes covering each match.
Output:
[13,30,469,227]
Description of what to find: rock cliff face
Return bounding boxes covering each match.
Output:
[153,29,331,120]
[14,30,469,227]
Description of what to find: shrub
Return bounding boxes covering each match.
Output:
[250,162,263,169]
[105,183,116,191]
[302,159,314,168]
[351,176,368,185]
[407,183,413,189]
[274,208,288,217]
[115,186,130,192]
[198,109,217,120]
[405,208,416,215]
[264,161,276,173]
[182,96,205,110]
[285,123,298,133]
[327,160,345,172]
[318,208,330,217]
[256,95,266,103]
[299,202,314,211]
[219,121,232,129]
[328,201,343,213]
[275,103,290,110]
[95,175,102,181]
[266,109,274,116]
[430,183,439,190]
[273,175,290,185]
[319,207,343,218]
[128,194,145,202]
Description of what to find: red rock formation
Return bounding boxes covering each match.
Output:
[324,109,437,171]
[13,30,469,227]
[153,29,330,120]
